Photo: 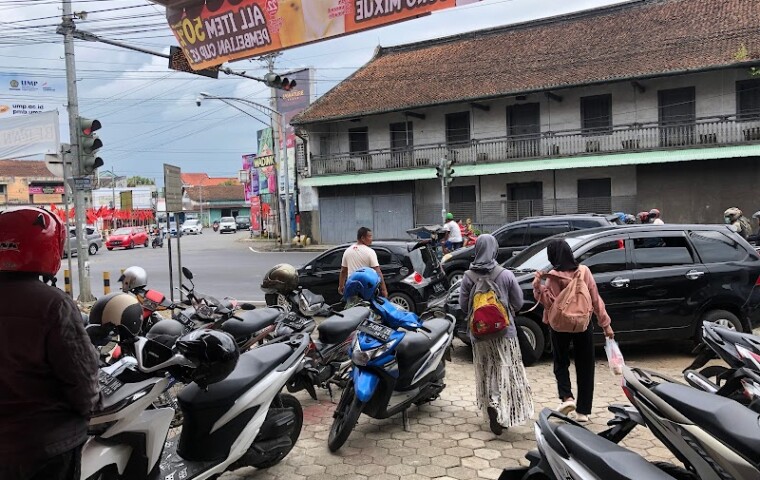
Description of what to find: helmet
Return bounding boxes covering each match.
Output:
[446,212,454,221]
[724,207,742,222]
[146,319,185,348]
[0,207,65,277]
[89,292,143,336]
[636,211,649,223]
[175,330,239,388]
[624,214,637,224]
[614,212,627,224]
[648,208,661,219]
[753,211,760,220]
[119,266,148,292]
[261,263,299,293]
[344,267,381,301]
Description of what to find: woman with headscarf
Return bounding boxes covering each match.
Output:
[458,234,534,435]
[532,238,614,423]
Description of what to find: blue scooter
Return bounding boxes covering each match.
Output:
[327,268,455,452]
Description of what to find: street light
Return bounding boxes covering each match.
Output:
[196,92,291,243]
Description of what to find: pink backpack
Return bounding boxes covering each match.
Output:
[545,266,593,333]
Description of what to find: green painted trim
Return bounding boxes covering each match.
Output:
[301,167,438,187]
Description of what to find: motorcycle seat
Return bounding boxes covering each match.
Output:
[222,308,282,339]
[301,289,325,307]
[555,424,676,480]
[395,318,451,366]
[178,343,292,408]
[318,306,370,344]
[652,382,760,465]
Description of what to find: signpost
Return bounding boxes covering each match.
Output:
[163,164,183,301]
[69,176,93,191]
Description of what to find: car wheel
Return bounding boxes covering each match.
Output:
[129,241,135,249]
[88,244,98,256]
[516,316,544,367]
[107,247,113,251]
[447,270,465,284]
[388,292,415,313]
[143,240,149,248]
[699,309,743,335]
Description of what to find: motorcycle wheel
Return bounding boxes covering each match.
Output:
[328,384,363,452]
[152,382,185,435]
[251,393,303,469]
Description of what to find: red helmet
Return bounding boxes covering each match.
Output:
[0,207,65,277]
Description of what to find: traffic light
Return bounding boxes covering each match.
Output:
[445,158,455,185]
[264,72,297,91]
[436,163,444,180]
[78,117,103,175]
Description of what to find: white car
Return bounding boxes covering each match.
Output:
[181,219,203,235]
[218,216,237,234]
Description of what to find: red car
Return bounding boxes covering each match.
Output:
[106,227,149,250]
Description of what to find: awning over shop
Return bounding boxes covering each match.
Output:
[300,168,437,188]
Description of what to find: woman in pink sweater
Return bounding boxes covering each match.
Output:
[532,238,614,422]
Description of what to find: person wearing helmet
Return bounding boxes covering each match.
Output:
[624,214,637,225]
[443,212,463,252]
[119,265,148,293]
[636,211,649,224]
[648,209,664,225]
[0,208,99,480]
[338,227,388,298]
[724,207,752,240]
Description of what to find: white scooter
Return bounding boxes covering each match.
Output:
[81,327,310,480]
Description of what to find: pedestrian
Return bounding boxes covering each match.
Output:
[444,212,464,251]
[0,207,100,480]
[339,226,388,298]
[648,208,664,225]
[532,238,614,423]
[459,234,534,435]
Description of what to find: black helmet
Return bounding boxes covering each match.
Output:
[175,330,239,388]
[89,292,143,336]
[146,319,185,348]
[261,263,299,294]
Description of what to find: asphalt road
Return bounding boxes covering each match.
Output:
[56,230,321,301]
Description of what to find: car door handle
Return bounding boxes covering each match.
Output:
[610,277,630,288]
[685,270,705,280]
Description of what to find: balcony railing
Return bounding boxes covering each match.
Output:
[310,115,760,176]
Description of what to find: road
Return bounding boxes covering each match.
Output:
[56,230,321,301]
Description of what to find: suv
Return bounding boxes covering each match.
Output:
[445,224,760,364]
[236,216,251,230]
[288,240,449,314]
[63,226,103,257]
[441,214,618,283]
[218,217,237,234]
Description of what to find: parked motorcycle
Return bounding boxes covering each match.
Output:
[81,326,311,480]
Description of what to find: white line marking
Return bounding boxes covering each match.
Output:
[248,247,261,253]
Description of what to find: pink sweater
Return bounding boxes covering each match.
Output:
[532,265,611,329]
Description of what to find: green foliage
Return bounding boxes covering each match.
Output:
[127,176,155,187]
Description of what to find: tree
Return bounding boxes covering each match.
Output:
[127,176,155,187]
[220,179,238,186]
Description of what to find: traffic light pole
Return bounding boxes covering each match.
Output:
[440,157,447,225]
[60,0,94,302]
[266,55,291,245]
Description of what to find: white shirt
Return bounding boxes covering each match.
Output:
[652,218,664,225]
[341,243,379,275]
[445,220,463,242]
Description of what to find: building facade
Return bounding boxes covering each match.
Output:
[184,185,249,226]
[293,0,760,244]
[0,159,65,209]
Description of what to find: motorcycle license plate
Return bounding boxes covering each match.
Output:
[98,370,124,397]
[358,320,394,342]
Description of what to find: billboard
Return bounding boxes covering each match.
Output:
[0,73,65,118]
[276,68,312,193]
[162,0,483,70]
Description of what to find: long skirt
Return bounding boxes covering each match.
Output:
[472,335,534,428]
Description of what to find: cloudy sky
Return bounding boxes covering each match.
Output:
[1,0,620,183]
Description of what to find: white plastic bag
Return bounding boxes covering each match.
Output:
[605,338,624,375]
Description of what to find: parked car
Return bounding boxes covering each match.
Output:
[181,219,203,235]
[277,240,449,314]
[445,224,760,363]
[440,214,619,284]
[63,226,103,257]
[236,216,251,230]
[106,227,149,250]
[218,216,237,234]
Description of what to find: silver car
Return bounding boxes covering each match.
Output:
[63,226,104,257]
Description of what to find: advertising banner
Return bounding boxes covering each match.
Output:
[0,73,66,118]
[0,110,60,160]
[242,153,256,202]
[276,68,311,193]
[250,195,261,231]
[251,168,260,196]
[162,0,482,70]
[257,127,274,157]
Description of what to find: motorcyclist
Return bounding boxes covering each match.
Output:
[648,208,664,225]
[0,208,100,480]
[724,207,752,240]
[636,211,650,224]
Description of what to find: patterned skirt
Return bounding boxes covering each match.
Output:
[472,335,535,428]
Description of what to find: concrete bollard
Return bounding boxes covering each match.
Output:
[103,271,111,295]
[64,269,72,297]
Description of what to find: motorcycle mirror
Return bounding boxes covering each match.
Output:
[240,303,256,310]
[304,265,314,274]
[182,267,194,280]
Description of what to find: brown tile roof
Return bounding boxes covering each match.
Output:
[294,0,760,125]
[185,185,245,202]
[181,173,239,187]
[0,159,57,178]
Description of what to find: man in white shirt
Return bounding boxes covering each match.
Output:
[444,213,464,251]
[338,227,389,297]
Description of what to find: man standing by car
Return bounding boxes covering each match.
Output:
[0,207,100,480]
[444,212,464,251]
[339,227,389,298]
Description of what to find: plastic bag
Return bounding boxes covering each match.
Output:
[605,338,625,375]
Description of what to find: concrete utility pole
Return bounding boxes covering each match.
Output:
[440,157,447,225]
[60,0,94,301]
[266,54,291,244]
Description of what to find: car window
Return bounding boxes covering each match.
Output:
[572,219,605,230]
[316,250,344,270]
[113,228,130,235]
[632,236,695,268]
[690,230,750,263]
[526,222,569,245]
[509,237,585,271]
[578,239,627,274]
[495,226,528,248]
[373,248,393,265]
[221,217,234,222]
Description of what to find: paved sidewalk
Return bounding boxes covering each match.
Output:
[224,341,691,480]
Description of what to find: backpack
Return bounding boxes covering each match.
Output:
[545,266,593,333]
[465,266,512,338]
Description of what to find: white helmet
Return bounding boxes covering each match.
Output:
[119,266,148,292]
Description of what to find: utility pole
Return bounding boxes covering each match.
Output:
[439,157,447,225]
[59,0,94,302]
[265,54,291,244]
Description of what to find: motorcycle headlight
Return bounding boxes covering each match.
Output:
[351,336,396,366]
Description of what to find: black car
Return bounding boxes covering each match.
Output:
[446,224,760,364]
[440,214,619,283]
[295,240,449,313]
[236,216,251,230]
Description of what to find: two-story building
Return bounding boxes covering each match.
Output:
[293,0,760,244]
[0,159,65,210]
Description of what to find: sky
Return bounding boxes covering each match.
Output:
[1,0,621,183]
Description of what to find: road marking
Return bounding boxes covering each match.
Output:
[249,247,262,253]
